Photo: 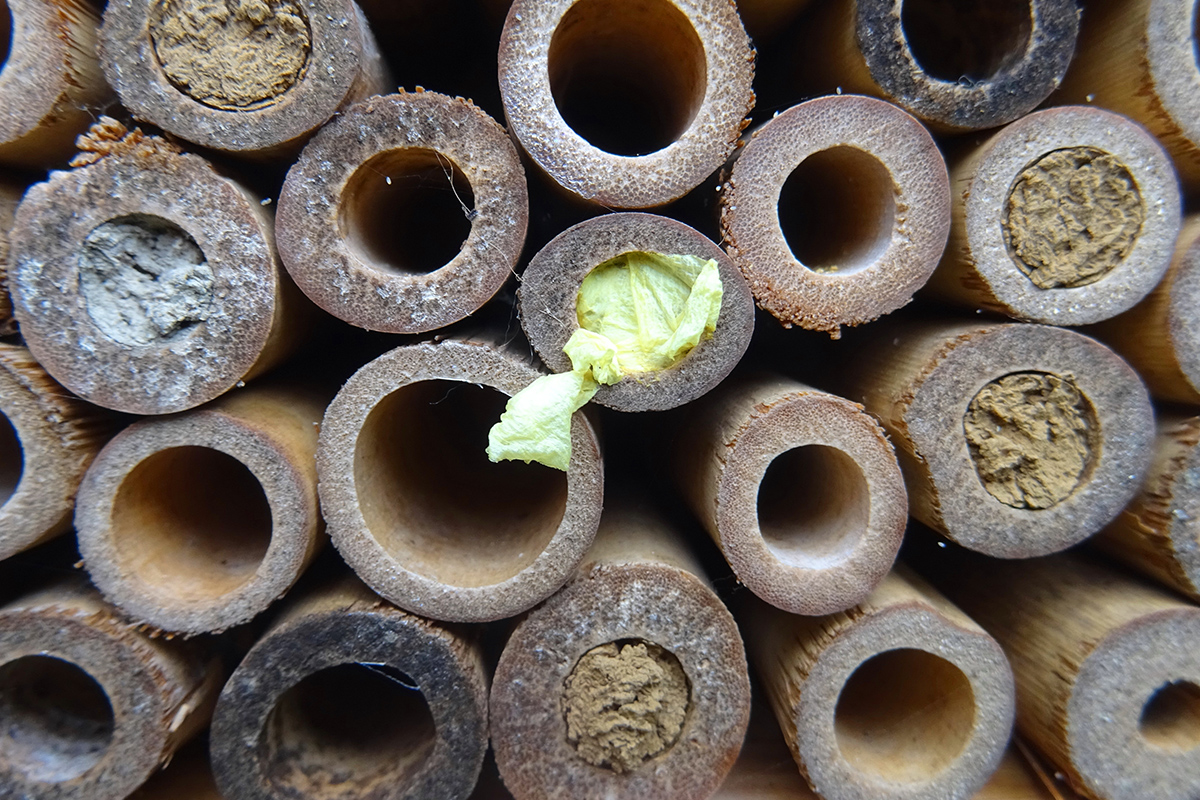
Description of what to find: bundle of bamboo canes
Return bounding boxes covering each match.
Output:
[0,1,1196,799]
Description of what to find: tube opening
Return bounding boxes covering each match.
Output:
[757,445,869,568]
[150,0,312,110]
[563,639,691,773]
[548,0,707,156]
[355,380,568,588]
[0,411,21,506]
[900,0,1033,83]
[79,214,214,347]
[835,648,975,781]
[341,148,476,276]
[110,446,273,602]
[779,146,896,275]
[1140,680,1200,752]
[0,655,115,783]
[261,663,435,795]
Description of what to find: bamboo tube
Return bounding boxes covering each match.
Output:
[497,0,754,208]
[0,178,26,336]
[838,320,1155,558]
[74,383,325,635]
[519,212,755,412]
[8,119,306,415]
[740,567,1015,800]
[712,702,1053,799]
[0,579,223,799]
[0,0,114,168]
[0,343,113,561]
[99,0,390,159]
[925,106,1181,326]
[921,550,1200,800]
[317,336,604,622]
[277,90,527,334]
[1090,214,1200,405]
[793,0,1078,132]
[1091,413,1200,602]
[210,575,489,800]
[1052,0,1200,190]
[673,373,906,615]
[720,94,950,336]
[490,497,751,799]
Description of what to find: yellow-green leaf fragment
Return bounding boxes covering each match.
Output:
[486,370,599,472]
[488,251,723,471]
[576,252,723,373]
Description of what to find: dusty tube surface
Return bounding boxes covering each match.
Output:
[674,374,906,615]
[1092,215,1200,404]
[75,383,325,635]
[927,106,1181,326]
[317,337,604,622]
[100,0,390,158]
[720,94,950,335]
[498,0,754,207]
[1093,413,1200,603]
[210,576,488,800]
[277,90,528,333]
[838,321,1154,558]
[518,213,755,412]
[0,579,223,799]
[490,499,751,799]
[0,0,114,167]
[1053,0,1200,190]
[9,120,302,415]
[0,343,112,561]
[796,0,1077,132]
[923,550,1200,800]
[740,567,1015,800]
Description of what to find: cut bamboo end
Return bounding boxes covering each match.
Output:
[491,499,751,799]
[1053,0,1200,190]
[1091,214,1200,404]
[210,577,489,800]
[674,374,907,616]
[277,90,528,334]
[1093,413,1200,602]
[100,0,389,157]
[799,0,1077,132]
[0,0,113,168]
[927,106,1181,326]
[74,384,325,635]
[519,212,754,412]
[924,551,1200,800]
[498,0,754,208]
[741,568,1015,800]
[841,321,1154,558]
[317,337,604,622]
[0,579,223,799]
[0,178,26,336]
[0,343,113,561]
[720,94,950,335]
[9,121,300,415]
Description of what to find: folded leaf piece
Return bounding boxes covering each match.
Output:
[488,251,723,470]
